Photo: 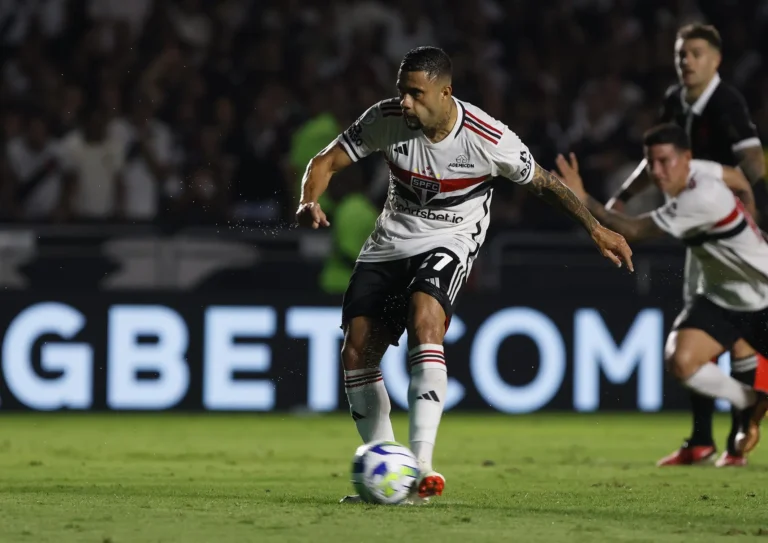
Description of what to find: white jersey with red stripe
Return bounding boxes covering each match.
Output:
[650,164,768,311]
[335,96,534,267]
[677,160,728,305]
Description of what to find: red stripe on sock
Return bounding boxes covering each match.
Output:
[410,349,444,356]
[344,373,382,384]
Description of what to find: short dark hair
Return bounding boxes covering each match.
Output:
[643,123,691,151]
[677,23,722,52]
[399,46,452,81]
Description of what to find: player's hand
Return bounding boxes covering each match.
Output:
[591,225,634,272]
[554,153,586,201]
[296,201,330,229]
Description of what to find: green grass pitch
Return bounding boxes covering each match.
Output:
[0,413,767,542]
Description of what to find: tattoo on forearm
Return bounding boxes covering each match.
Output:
[585,195,661,241]
[738,147,766,184]
[528,165,599,233]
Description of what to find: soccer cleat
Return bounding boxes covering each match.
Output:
[656,442,716,466]
[416,471,445,498]
[715,451,747,467]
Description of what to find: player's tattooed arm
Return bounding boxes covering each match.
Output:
[527,163,600,234]
[583,197,665,242]
[553,153,664,243]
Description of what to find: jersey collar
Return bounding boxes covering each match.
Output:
[420,97,462,149]
[681,73,721,115]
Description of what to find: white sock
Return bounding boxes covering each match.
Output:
[344,368,394,443]
[684,363,757,409]
[408,343,447,473]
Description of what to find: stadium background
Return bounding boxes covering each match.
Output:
[1,0,767,413]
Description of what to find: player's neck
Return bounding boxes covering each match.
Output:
[684,74,716,103]
[422,100,457,144]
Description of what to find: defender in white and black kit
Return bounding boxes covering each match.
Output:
[296,46,633,504]
[557,123,765,458]
[605,23,767,467]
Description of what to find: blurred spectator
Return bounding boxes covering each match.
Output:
[110,93,175,221]
[5,109,61,220]
[58,106,125,221]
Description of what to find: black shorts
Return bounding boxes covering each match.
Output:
[672,295,768,356]
[341,248,468,345]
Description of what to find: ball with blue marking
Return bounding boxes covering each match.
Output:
[351,440,420,504]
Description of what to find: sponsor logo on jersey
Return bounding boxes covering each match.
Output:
[448,154,475,169]
[345,123,364,147]
[519,149,532,180]
[393,201,464,223]
[394,144,409,156]
[411,176,441,204]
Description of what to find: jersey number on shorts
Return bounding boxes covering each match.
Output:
[420,252,454,271]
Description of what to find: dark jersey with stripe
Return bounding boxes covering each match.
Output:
[659,74,760,166]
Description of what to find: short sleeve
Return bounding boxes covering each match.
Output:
[717,88,761,153]
[336,103,388,162]
[650,181,734,238]
[488,129,535,185]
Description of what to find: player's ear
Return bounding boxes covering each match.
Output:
[442,83,452,100]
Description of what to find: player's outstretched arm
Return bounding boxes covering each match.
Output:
[527,161,634,271]
[605,159,653,210]
[296,142,353,229]
[554,153,665,244]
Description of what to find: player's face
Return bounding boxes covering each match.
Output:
[675,38,721,89]
[396,70,451,131]
[645,144,691,195]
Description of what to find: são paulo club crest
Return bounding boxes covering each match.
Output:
[410,176,441,204]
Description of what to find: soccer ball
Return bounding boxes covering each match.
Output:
[351,440,420,504]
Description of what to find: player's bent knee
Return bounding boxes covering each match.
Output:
[341,341,364,371]
[665,349,705,380]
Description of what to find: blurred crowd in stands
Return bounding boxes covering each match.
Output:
[0,0,767,232]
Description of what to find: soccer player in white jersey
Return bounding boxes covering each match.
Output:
[555,123,768,457]
[295,46,633,503]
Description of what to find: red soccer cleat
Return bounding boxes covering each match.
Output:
[417,471,445,498]
[656,443,716,466]
[715,451,747,467]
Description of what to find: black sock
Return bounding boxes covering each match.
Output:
[689,391,715,445]
[727,358,757,455]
